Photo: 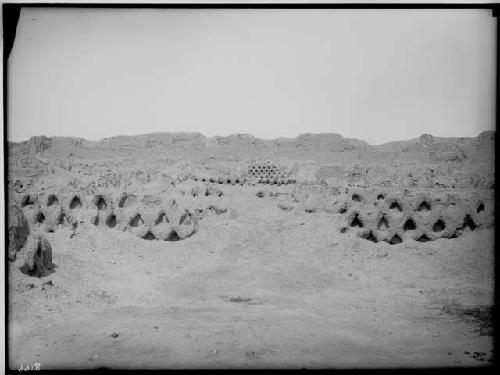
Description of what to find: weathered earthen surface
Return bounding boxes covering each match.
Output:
[335,187,493,244]
[7,131,495,368]
[8,204,29,260]
[19,233,54,277]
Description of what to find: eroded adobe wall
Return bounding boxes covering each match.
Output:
[286,183,494,244]
[245,162,296,184]
[8,158,494,250]
[8,204,29,260]
[339,188,493,244]
[189,161,297,185]
[11,183,233,244]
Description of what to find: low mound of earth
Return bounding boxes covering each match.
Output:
[7,131,494,368]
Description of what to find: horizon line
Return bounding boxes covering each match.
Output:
[8,129,495,147]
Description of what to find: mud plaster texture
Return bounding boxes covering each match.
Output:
[7,131,495,369]
[19,232,55,278]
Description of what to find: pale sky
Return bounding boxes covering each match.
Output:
[7,7,496,144]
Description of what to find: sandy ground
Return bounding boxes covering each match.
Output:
[8,187,494,369]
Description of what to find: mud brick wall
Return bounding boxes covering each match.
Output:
[17,191,202,242]
[338,188,494,244]
[246,163,295,184]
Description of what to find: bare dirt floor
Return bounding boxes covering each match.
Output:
[8,191,494,369]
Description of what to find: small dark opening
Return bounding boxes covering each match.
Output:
[403,218,416,231]
[350,214,363,228]
[205,189,210,196]
[155,212,169,225]
[21,195,34,207]
[462,215,476,231]
[256,191,265,198]
[417,234,431,242]
[389,234,402,245]
[57,213,66,225]
[377,194,385,200]
[227,179,231,184]
[201,178,206,182]
[93,216,99,226]
[35,212,45,223]
[143,231,156,240]
[165,230,181,241]
[208,205,227,215]
[377,216,389,230]
[70,196,82,209]
[389,201,403,212]
[47,229,54,233]
[129,214,144,227]
[417,201,431,211]
[47,195,58,206]
[96,196,107,210]
[106,215,117,228]
[118,194,127,208]
[432,219,445,232]
[477,203,485,213]
[363,231,378,243]
[338,206,347,214]
[352,194,361,202]
[340,227,347,233]
[179,212,191,225]
[235,179,240,184]
[209,178,215,183]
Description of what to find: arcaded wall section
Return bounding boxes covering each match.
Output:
[190,162,296,185]
[289,183,494,244]
[16,191,202,245]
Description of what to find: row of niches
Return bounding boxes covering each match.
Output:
[16,191,229,241]
[249,163,296,185]
[19,191,168,212]
[337,189,493,244]
[190,175,296,185]
[247,163,292,180]
[18,186,223,212]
